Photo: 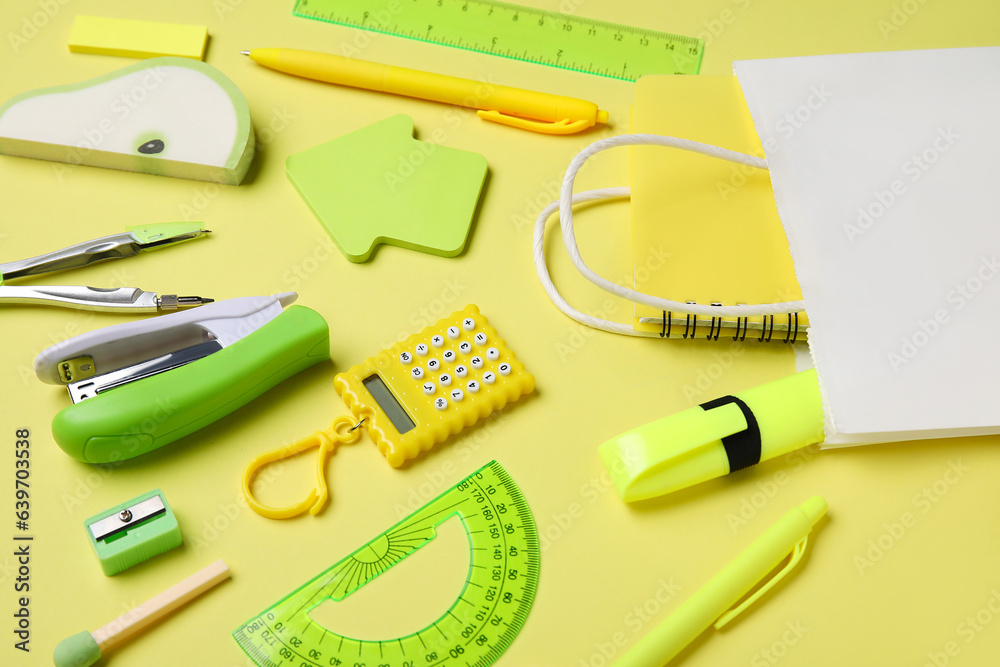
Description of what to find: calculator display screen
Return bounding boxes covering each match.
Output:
[362,374,416,434]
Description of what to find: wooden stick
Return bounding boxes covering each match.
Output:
[92,559,230,652]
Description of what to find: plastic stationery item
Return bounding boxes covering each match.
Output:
[599,369,824,502]
[292,0,703,80]
[616,497,827,666]
[286,115,487,262]
[68,15,208,60]
[242,415,364,519]
[84,489,181,576]
[0,57,254,184]
[54,560,230,667]
[233,461,538,667]
[35,294,330,463]
[335,304,533,466]
[243,304,533,518]
[244,48,609,135]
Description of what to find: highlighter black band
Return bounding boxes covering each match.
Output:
[699,395,761,473]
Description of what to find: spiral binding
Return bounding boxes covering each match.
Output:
[641,303,808,343]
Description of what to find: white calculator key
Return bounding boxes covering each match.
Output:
[399,351,413,365]
[486,347,499,361]
[450,388,464,402]
[442,350,456,363]
[411,366,424,380]
[483,371,496,385]
[439,373,452,387]
[447,326,460,339]
[431,335,444,348]
[463,317,476,331]
[498,362,511,376]
[427,358,440,372]
[471,356,484,369]
[459,341,472,354]
[474,332,487,345]
[416,343,429,356]
[467,380,480,393]
[434,397,448,411]
[455,365,468,378]
[422,381,436,395]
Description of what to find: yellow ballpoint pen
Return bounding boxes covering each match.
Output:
[615,497,827,667]
[241,48,609,135]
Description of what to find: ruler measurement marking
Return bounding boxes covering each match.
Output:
[294,0,702,80]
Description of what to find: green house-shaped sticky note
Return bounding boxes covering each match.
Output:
[286,115,487,262]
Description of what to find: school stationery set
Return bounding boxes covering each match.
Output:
[0,3,988,665]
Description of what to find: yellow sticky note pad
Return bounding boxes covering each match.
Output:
[68,15,208,60]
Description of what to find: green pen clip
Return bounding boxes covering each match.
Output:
[599,369,826,502]
[34,292,330,463]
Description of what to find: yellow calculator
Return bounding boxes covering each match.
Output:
[334,305,534,467]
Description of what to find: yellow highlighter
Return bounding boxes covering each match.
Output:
[241,48,609,135]
[600,369,825,502]
[615,496,828,667]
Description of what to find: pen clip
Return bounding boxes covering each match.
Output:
[713,536,809,630]
[476,110,591,135]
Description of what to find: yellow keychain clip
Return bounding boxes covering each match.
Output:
[242,304,534,520]
[242,416,364,519]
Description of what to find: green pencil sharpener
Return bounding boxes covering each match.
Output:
[84,489,181,576]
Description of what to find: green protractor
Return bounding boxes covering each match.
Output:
[233,461,539,666]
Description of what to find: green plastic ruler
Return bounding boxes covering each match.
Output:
[292,0,703,80]
[233,461,539,666]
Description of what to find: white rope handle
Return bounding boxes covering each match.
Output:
[533,134,806,337]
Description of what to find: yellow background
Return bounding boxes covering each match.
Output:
[1,1,999,665]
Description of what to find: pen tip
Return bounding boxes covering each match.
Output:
[239,50,250,56]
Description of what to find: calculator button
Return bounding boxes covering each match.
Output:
[474,332,487,345]
[422,381,436,395]
[434,397,448,411]
[459,341,472,354]
[399,351,413,364]
[463,318,475,331]
[427,358,440,372]
[455,365,468,378]
[439,373,452,387]
[498,362,511,376]
[416,343,429,356]
[431,335,444,348]
[486,347,499,361]
[471,356,484,369]
[411,366,425,380]
[443,350,456,363]
[467,380,480,393]
[447,326,460,339]
[450,388,464,402]
[483,372,496,385]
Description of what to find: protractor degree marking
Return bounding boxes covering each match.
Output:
[233,462,538,666]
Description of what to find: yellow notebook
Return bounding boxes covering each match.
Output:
[631,75,807,342]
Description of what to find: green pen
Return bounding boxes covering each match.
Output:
[614,496,828,667]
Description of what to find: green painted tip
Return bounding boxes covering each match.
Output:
[53,631,101,667]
